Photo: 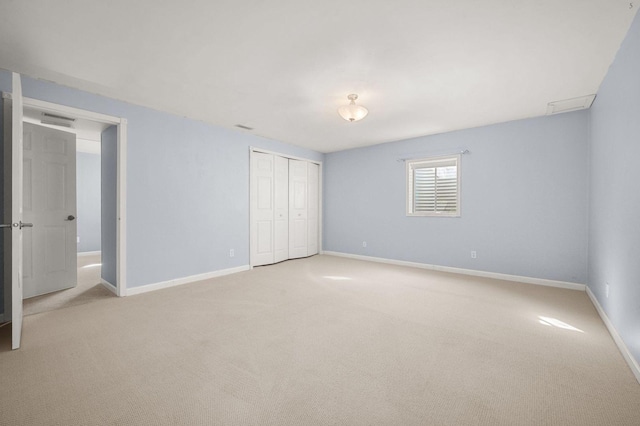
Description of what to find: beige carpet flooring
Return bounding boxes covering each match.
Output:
[23,253,114,316]
[1,255,639,425]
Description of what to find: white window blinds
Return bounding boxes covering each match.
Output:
[407,156,460,216]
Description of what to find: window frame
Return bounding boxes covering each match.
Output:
[406,154,461,218]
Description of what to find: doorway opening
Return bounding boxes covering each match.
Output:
[2,95,127,323]
[21,108,112,315]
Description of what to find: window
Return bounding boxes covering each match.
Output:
[406,155,460,217]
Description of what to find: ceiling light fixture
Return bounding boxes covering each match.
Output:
[338,94,368,122]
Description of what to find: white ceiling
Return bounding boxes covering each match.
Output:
[0,1,637,153]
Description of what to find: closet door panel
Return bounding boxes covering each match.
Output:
[250,152,274,266]
[307,162,319,255]
[274,155,289,263]
[257,220,273,254]
[288,159,308,259]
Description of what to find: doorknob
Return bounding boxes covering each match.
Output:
[66,215,76,221]
[2,222,32,229]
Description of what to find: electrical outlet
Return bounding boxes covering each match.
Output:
[77,236,80,243]
[362,241,367,248]
[471,250,477,259]
[229,249,235,258]
[606,282,610,298]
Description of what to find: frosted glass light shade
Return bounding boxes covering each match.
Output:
[338,94,368,122]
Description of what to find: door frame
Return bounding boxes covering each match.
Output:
[249,146,323,268]
[2,93,128,297]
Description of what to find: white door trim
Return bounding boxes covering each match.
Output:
[318,161,323,255]
[116,119,127,296]
[3,95,128,297]
[250,146,322,165]
[10,73,24,349]
[249,147,323,268]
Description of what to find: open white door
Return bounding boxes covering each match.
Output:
[22,123,77,298]
[11,72,25,349]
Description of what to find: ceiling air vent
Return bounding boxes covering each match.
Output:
[546,95,596,115]
[41,112,76,128]
[235,124,254,131]
[42,112,75,122]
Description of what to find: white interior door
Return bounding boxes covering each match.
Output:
[273,155,288,263]
[288,159,308,259]
[11,73,24,350]
[250,152,274,266]
[307,162,319,256]
[22,123,77,298]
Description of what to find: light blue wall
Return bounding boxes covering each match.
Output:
[101,127,117,285]
[588,12,640,364]
[77,152,101,253]
[324,112,589,283]
[0,72,323,290]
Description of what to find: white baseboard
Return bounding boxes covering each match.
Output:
[100,279,117,295]
[126,265,250,296]
[78,251,101,257]
[586,287,640,384]
[322,251,586,291]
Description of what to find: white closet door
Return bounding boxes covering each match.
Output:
[273,155,289,263]
[288,159,308,259]
[307,162,319,256]
[250,152,274,266]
